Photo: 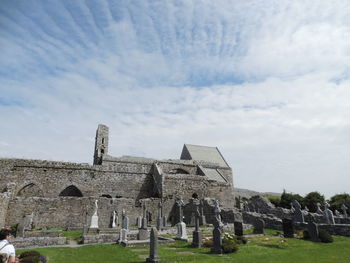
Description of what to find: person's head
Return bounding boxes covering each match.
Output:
[0,229,12,240]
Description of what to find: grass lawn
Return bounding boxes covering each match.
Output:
[17,230,350,263]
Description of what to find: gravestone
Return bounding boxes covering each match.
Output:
[146,228,160,263]
[323,202,335,225]
[282,218,294,238]
[119,228,128,243]
[162,216,167,228]
[112,211,117,228]
[253,219,265,234]
[341,204,348,218]
[335,210,341,217]
[307,222,319,242]
[190,213,196,227]
[191,198,202,248]
[175,198,188,241]
[157,202,163,231]
[122,216,129,230]
[137,216,142,229]
[90,200,99,229]
[200,199,206,225]
[316,203,323,215]
[234,221,243,236]
[214,200,223,228]
[292,200,305,223]
[138,228,149,240]
[211,227,222,254]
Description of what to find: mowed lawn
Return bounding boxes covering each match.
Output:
[18,232,350,263]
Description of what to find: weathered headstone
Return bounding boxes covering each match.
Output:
[335,210,341,217]
[191,198,202,248]
[323,202,335,225]
[122,216,129,230]
[119,228,128,243]
[157,201,163,231]
[146,228,160,263]
[211,227,222,254]
[200,199,206,225]
[90,200,99,229]
[234,221,243,236]
[175,198,188,241]
[316,202,323,215]
[214,200,223,228]
[307,222,319,242]
[138,228,149,240]
[282,218,294,238]
[112,211,117,228]
[253,219,265,234]
[292,200,305,223]
[341,204,348,218]
[162,216,167,228]
[137,216,142,229]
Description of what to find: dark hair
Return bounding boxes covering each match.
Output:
[0,229,11,240]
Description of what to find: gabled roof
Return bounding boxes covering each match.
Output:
[180,144,230,168]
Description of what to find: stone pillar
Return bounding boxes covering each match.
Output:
[307,222,319,242]
[191,198,202,248]
[282,218,294,238]
[211,227,222,254]
[146,228,160,263]
[253,219,265,234]
[234,221,243,236]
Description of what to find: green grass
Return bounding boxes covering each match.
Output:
[17,231,350,263]
[61,230,83,244]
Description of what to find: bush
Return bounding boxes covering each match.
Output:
[280,190,304,209]
[222,240,239,253]
[304,192,325,213]
[318,229,333,243]
[202,239,213,248]
[19,251,46,263]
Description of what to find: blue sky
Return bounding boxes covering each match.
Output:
[1,0,350,198]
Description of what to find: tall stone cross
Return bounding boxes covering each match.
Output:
[213,200,222,227]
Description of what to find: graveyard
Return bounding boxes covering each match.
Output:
[1,124,350,262]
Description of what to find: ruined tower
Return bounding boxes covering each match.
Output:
[93,124,109,165]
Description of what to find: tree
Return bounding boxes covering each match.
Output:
[279,190,304,209]
[303,191,325,213]
[329,193,350,212]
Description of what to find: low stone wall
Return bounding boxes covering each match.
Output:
[12,237,66,248]
[318,224,350,237]
[83,233,119,244]
[243,212,282,230]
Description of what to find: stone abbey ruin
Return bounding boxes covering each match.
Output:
[1,124,350,249]
[0,124,235,230]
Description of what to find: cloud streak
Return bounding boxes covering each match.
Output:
[1,0,350,197]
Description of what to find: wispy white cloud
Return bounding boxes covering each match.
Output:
[1,0,350,197]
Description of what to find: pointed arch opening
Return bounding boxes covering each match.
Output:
[59,185,83,197]
[17,183,44,197]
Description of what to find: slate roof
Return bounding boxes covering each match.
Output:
[180,144,230,168]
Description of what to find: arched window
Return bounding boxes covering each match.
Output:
[59,185,83,197]
[17,183,43,197]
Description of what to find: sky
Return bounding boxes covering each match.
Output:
[1,0,350,198]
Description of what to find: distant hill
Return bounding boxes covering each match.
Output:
[234,187,281,199]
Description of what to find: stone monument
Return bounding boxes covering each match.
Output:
[211,210,223,254]
[282,218,294,238]
[112,210,117,228]
[199,199,206,225]
[234,221,243,236]
[191,198,202,248]
[146,228,160,263]
[253,219,265,234]
[156,201,163,231]
[316,202,323,215]
[89,200,99,229]
[323,202,335,225]
[175,198,188,241]
[292,200,305,223]
[341,204,348,218]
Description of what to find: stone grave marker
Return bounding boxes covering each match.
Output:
[253,219,265,234]
[234,221,243,236]
[282,218,294,238]
[90,200,99,229]
[175,198,188,241]
[292,200,305,223]
[119,228,128,243]
[162,216,167,228]
[137,216,143,229]
[316,202,323,215]
[146,227,160,263]
[341,204,348,218]
[122,216,130,230]
[307,222,319,242]
[200,199,206,225]
[191,198,202,248]
[211,227,222,254]
[323,202,335,225]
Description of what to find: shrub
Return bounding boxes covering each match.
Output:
[304,192,325,213]
[318,229,333,243]
[19,251,46,263]
[222,240,239,253]
[202,239,213,248]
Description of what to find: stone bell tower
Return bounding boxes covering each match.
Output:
[93,124,109,165]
